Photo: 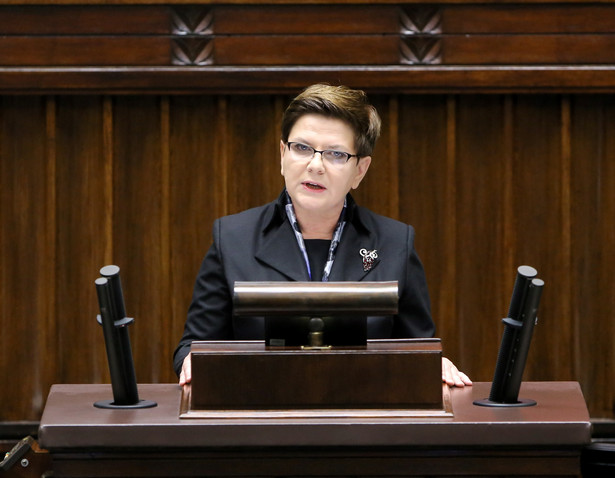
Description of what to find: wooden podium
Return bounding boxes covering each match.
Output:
[181,338,451,419]
[38,381,591,477]
[35,300,592,478]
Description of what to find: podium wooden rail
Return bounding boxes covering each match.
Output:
[37,339,592,477]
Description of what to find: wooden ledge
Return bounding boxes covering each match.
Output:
[3,65,615,94]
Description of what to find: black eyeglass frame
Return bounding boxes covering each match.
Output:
[285,142,360,164]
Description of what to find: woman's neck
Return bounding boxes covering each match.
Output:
[294,207,341,240]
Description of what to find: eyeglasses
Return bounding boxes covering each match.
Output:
[286,142,359,167]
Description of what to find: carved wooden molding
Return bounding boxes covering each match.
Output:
[400,6,442,65]
[171,6,214,65]
[400,6,442,35]
[172,6,214,36]
[400,37,442,65]
[1,2,615,91]
[172,38,214,66]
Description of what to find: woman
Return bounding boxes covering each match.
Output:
[174,84,471,388]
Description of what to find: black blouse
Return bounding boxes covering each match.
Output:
[304,239,331,281]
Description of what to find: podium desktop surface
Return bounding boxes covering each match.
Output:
[39,382,591,477]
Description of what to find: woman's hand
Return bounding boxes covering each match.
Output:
[179,354,192,386]
[180,352,471,388]
[442,357,472,387]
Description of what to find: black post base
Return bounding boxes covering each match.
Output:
[473,398,537,407]
[93,399,157,410]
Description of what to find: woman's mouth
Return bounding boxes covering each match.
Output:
[302,181,325,191]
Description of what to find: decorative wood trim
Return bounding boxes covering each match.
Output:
[3,66,615,94]
[400,6,442,34]
[171,6,215,65]
[171,6,213,35]
[1,2,615,90]
[172,38,214,66]
[400,37,442,65]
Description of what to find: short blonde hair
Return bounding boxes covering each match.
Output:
[281,84,382,158]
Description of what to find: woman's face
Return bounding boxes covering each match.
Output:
[280,114,371,218]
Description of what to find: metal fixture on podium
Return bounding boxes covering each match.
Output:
[474,266,544,408]
[94,265,156,409]
[233,281,399,348]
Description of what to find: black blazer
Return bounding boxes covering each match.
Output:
[173,191,435,375]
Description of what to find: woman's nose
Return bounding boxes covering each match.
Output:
[307,151,325,172]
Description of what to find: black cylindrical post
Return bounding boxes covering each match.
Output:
[488,265,537,403]
[500,278,544,402]
[96,267,139,406]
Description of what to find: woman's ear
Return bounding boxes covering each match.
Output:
[280,140,286,175]
[351,156,371,189]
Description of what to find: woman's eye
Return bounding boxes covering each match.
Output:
[325,151,346,161]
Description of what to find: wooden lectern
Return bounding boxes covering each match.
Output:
[181,281,450,419]
[35,278,593,476]
[38,382,592,477]
[181,338,451,418]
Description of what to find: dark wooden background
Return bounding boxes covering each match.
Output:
[1,1,614,423]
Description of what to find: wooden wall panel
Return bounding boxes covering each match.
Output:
[0,5,170,34]
[0,37,172,66]
[397,95,455,355]
[224,96,284,215]
[511,96,573,380]
[0,97,55,419]
[214,36,400,66]
[569,96,615,418]
[111,97,167,383]
[441,35,615,65]
[55,96,110,385]
[441,5,615,33]
[453,96,511,376]
[1,93,615,421]
[353,95,399,219]
[213,5,399,34]
[168,95,225,356]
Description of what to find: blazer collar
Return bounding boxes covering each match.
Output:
[256,190,377,281]
[255,215,310,281]
[264,189,370,234]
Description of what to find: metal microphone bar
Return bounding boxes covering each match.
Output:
[232,281,399,317]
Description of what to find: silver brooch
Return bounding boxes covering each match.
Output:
[360,248,378,272]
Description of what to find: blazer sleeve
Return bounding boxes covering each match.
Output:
[392,224,436,338]
[172,219,233,376]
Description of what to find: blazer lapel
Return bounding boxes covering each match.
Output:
[254,219,309,282]
[328,222,380,282]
